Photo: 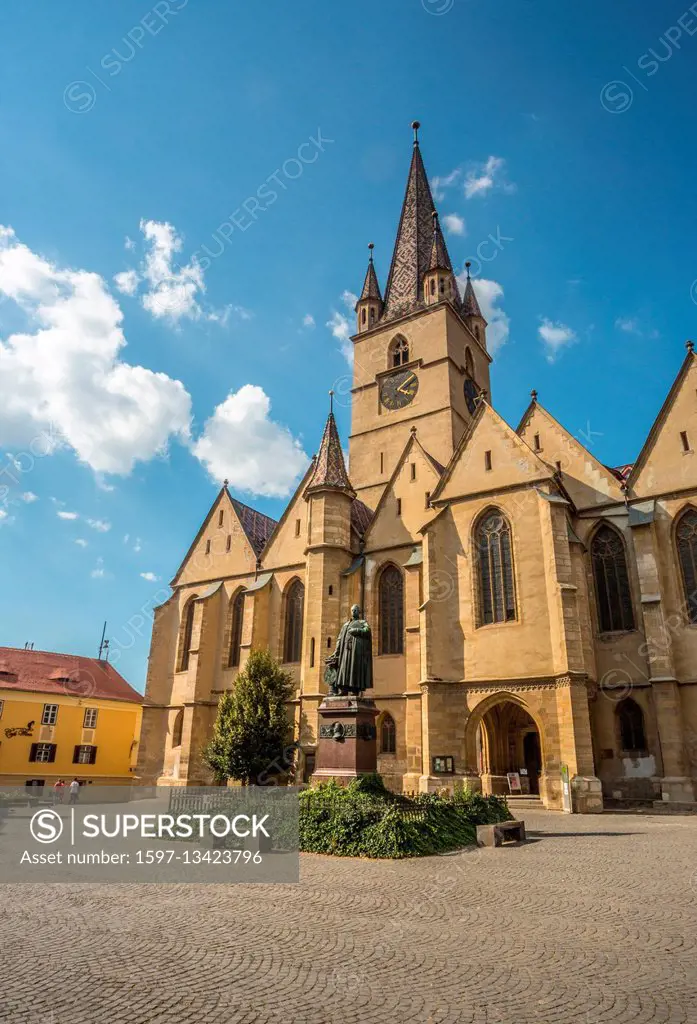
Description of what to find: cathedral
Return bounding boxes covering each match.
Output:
[137,125,697,811]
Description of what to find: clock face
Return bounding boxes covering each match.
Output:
[380,368,419,410]
[464,376,479,415]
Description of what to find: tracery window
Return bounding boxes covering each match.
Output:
[227,590,245,668]
[591,525,635,633]
[379,565,404,654]
[283,580,305,663]
[475,510,516,626]
[389,336,409,368]
[380,714,396,754]
[676,509,697,623]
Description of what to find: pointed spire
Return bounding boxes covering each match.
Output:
[382,122,455,323]
[359,243,382,302]
[428,212,452,272]
[304,396,355,497]
[461,261,485,320]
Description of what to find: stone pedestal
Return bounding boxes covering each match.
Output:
[571,774,604,814]
[310,697,378,784]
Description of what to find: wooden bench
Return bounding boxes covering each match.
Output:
[476,819,526,848]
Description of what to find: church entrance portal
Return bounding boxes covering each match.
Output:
[476,699,543,797]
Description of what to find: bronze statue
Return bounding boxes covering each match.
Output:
[325,605,373,696]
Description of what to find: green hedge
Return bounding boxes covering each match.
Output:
[299,774,511,859]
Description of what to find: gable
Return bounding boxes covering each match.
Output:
[363,433,441,549]
[630,350,697,497]
[433,403,551,504]
[517,402,624,510]
[259,464,315,568]
[173,489,260,586]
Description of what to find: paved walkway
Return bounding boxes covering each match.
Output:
[1,811,695,1023]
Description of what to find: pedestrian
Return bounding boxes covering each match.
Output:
[68,778,80,805]
[53,779,65,804]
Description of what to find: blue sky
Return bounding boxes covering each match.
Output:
[1,0,696,689]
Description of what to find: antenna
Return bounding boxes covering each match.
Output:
[98,621,108,661]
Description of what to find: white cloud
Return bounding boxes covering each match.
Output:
[192,384,309,498]
[124,236,136,252]
[113,269,139,296]
[0,509,9,523]
[539,318,577,362]
[86,518,111,532]
[327,311,352,364]
[341,290,358,311]
[140,571,159,582]
[91,557,105,579]
[455,273,510,355]
[443,214,466,236]
[464,156,515,200]
[0,226,192,475]
[302,314,315,328]
[133,537,142,553]
[20,491,37,503]
[75,538,88,547]
[57,510,79,521]
[431,168,461,201]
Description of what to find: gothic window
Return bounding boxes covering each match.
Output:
[379,565,404,654]
[171,709,184,748]
[617,698,646,753]
[676,509,697,623]
[591,525,635,633]
[475,510,516,626]
[227,590,245,668]
[389,336,409,368]
[380,714,396,754]
[283,579,305,663]
[178,597,198,671]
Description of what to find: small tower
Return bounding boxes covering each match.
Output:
[355,243,383,334]
[423,212,458,307]
[461,262,488,349]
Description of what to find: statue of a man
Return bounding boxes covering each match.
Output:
[325,605,373,696]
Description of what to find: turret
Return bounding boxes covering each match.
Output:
[461,262,487,349]
[423,211,458,307]
[355,243,383,334]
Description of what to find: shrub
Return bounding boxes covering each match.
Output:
[299,777,511,859]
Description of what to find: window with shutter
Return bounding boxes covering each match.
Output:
[591,525,635,633]
[475,510,517,626]
[676,509,697,623]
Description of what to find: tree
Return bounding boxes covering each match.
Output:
[202,649,294,785]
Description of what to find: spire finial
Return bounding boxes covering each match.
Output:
[223,478,229,487]
[687,340,694,353]
[530,389,538,402]
[368,242,374,263]
[411,120,421,146]
[465,260,472,279]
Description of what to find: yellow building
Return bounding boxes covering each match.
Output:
[0,647,142,788]
[137,124,697,812]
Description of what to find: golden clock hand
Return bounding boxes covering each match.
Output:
[396,373,416,395]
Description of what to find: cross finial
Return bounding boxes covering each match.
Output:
[223,478,229,487]
[368,242,374,263]
[530,389,538,402]
[329,389,334,414]
[411,120,421,145]
[465,260,472,279]
[687,339,694,353]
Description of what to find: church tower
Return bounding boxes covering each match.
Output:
[348,122,492,507]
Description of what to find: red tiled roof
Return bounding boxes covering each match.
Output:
[230,498,278,557]
[0,648,142,703]
[351,498,374,537]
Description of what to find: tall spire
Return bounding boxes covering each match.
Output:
[304,396,355,497]
[359,243,382,301]
[381,121,456,323]
[461,261,485,320]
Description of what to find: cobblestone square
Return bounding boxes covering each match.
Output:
[1,811,695,1024]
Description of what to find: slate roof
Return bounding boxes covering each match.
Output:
[359,253,383,302]
[350,498,374,537]
[0,647,142,703]
[305,412,354,494]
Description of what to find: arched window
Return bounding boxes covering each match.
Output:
[475,510,516,626]
[389,336,409,368]
[617,698,646,753]
[283,580,305,663]
[380,714,396,754]
[379,565,404,654]
[676,509,697,623]
[171,709,184,748]
[591,525,635,633]
[227,590,245,668]
[178,597,197,671]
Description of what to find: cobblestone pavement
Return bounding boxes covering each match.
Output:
[1,810,696,1024]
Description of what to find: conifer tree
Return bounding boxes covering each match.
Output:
[202,649,294,785]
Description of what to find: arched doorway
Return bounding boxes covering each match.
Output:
[474,698,543,797]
